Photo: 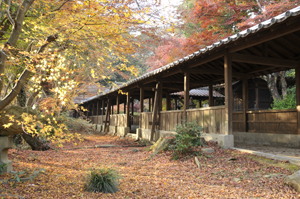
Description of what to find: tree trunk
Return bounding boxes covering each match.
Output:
[0,105,50,151]
[21,132,50,151]
[280,71,287,98]
[262,73,281,101]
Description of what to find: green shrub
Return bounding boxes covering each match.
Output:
[85,168,120,193]
[0,163,7,174]
[169,120,204,159]
[271,86,296,110]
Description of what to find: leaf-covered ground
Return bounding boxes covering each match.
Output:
[1,134,300,198]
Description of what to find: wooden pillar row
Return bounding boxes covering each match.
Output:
[224,50,233,135]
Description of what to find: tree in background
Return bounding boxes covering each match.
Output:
[147,0,300,108]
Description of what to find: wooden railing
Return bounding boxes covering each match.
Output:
[187,106,225,134]
[110,114,127,127]
[131,115,139,125]
[233,109,297,134]
[140,106,226,134]
[88,115,106,125]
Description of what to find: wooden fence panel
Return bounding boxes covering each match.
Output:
[246,109,297,134]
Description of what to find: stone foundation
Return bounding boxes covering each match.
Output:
[233,132,300,148]
[136,128,234,149]
[0,136,13,173]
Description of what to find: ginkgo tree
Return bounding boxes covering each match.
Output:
[0,0,163,149]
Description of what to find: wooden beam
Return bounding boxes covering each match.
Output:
[184,72,190,118]
[255,80,259,109]
[224,50,233,135]
[140,87,144,113]
[182,68,248,78]
[149,98,151,112]
[296,67,300,134]
[104,99,110,131]
[150,83,160,141]
[209,84,213,107]
[243,77,248,132]
[126,93,130,128]
[231,53,299,68]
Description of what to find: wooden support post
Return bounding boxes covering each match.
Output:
[166,92,171,110]
[175,98,178,110]
[92,102,95,116]
[255,81,259,109]
[124,101,126,114]
[126,93,130,128]
[243,77,248,132]
[131,97,134,116]
[150,83,160,141]
[224,50,233,135]
[102,100,105,115]
[209,84,214,107]
[116,95,120,114]
[148,98,151,112]
[96,100,99,124]
[184,72,190,118]
[111,104,114,115]
[158,84,162,112]
[140,88,144,113]
[296,67,300,134]
[104,99,110,131]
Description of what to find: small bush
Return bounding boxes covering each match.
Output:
[271,86,296,110]
[169,120,204,159]
[85,168,120,193]
[0,163,7,174]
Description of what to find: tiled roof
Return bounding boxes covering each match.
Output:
[82,6,300,103]
[171,88,224,98]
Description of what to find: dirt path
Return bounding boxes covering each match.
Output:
[1,135,299,198]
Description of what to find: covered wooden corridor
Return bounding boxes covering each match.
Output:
[77,6,300,148]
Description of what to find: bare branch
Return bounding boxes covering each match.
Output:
[6,0,14,27]
[0,69,32,111]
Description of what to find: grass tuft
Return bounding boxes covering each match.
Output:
[85,168,120,193]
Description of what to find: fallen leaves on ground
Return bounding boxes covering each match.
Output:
[1,135,300,198]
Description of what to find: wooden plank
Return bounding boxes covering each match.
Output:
[211,109,216,133]
[243,77,248,132]
[184,72,190,118]
[296,67,300,134]
[224,50,233,135]
[203,110,210,133]
[215,109,221,133]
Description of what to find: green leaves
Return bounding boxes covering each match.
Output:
[169,120,204,159]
